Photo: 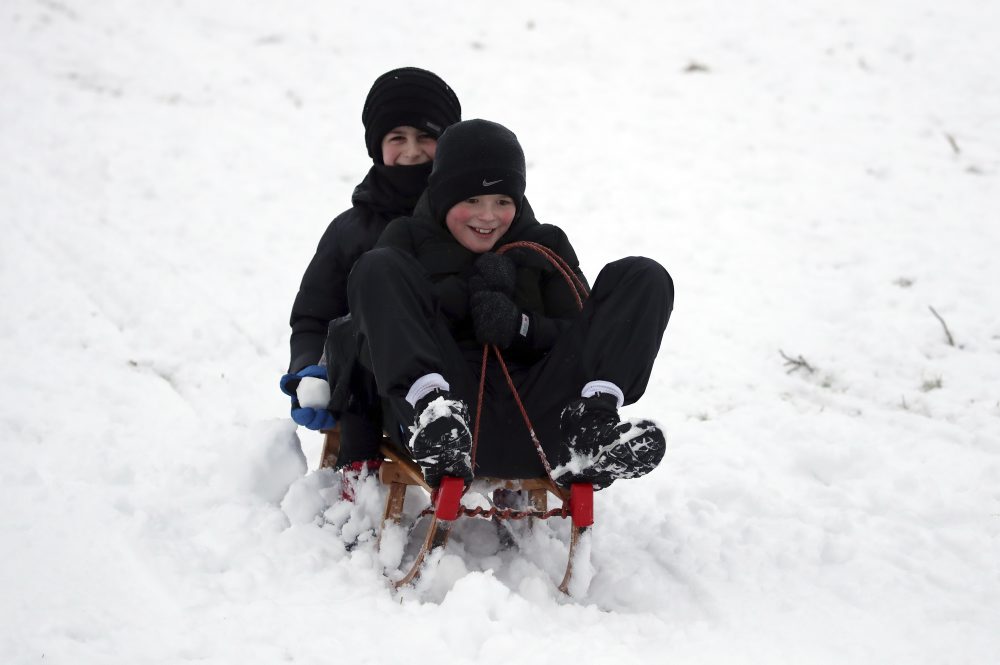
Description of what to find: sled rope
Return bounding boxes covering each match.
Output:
[500,241,589,309]
[468,241,590,497]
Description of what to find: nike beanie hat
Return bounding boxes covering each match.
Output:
[362,67,461,164]
[428,119,527,223]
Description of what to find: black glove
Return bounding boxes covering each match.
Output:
[470,252,516,296]
[471,290,530,348]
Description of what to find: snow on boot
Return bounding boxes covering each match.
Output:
[555,393,665,489]
[409,390,474,488]
[323,460,384,550]
[340,459,383,502]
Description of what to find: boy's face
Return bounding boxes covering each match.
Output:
[445,195,516,253]
[381,126,437,166]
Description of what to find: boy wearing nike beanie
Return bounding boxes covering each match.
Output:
[348,119,675,491]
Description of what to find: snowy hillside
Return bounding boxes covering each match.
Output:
[2,0,998,663]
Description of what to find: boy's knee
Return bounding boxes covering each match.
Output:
[348,248,432,316]
[633,257,673,302]
[622,256,668,278]
[351,247,397,277]
[350,248,409,290]
[600,256,673,302]
[348,248,402,307]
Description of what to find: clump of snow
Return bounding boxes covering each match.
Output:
[552,451,597,481]
[414,551,470,604]
[416,396,465,427]
[235,419,307,504]
[320,466,390,549]
[294,375,330,408]
[376,521,407,571]
[453,517,503,557]
[459,489,493,511]
[280,467,339,525]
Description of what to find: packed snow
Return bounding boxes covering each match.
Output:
[295,377,330,410]
[2,0,999,663]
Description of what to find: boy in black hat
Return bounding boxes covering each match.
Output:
[346,119,674,490]
[280,67,461,489]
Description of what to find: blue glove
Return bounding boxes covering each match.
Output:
[280,364,336,430]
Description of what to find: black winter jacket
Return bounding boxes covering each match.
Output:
[288,163,432,372]
[376,194,589,364]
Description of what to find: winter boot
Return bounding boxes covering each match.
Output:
[340,459,383,502]
[409,390,474,488]
[556,393,665,489]
[326,459,385,551]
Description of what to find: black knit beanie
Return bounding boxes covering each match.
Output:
[427,119,526,223]
[362,67,461,164]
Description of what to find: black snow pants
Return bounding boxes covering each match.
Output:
[346,248,674,479]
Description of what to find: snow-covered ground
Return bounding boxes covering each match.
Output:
[2,0,999,662]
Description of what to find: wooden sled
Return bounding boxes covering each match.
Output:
[320,428,594,595]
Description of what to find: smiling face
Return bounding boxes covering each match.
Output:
[444,194,517,253]
[380,126,437,166]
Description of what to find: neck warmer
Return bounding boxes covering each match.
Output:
[358,161,434,219]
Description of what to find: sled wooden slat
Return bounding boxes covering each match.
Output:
[379,482,407,526]
[378,445,432,492]
[528,488,547,513]
[319,428,341,470]
[377,445,562,497]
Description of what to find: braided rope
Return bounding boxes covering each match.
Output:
[498,241,590,306]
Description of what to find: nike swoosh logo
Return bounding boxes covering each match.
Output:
[482,178,503,187]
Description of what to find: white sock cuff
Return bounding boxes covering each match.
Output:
[405,373,450,407]
[581,380,625,408]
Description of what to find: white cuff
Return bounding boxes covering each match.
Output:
[405,373,450,407]
[581,380,625,408]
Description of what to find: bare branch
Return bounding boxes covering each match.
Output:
[928,306,956,347]
[779,350,816,374]
[944,132,961,155]
[683,61,710,73]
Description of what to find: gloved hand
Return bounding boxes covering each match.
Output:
[469,252,517,296]
[279,364,336,430]
[470,290,530,349]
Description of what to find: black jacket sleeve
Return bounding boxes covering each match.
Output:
[288,214,354,372]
